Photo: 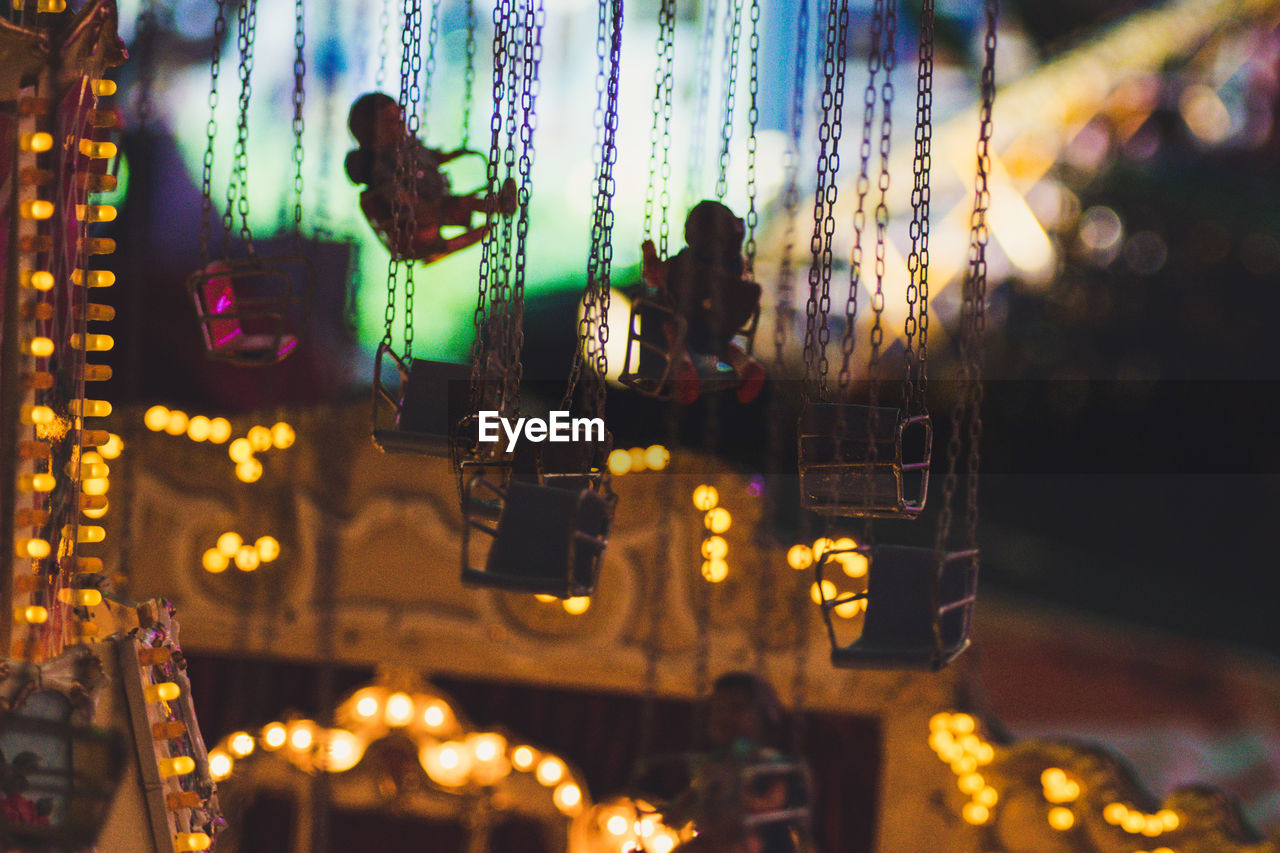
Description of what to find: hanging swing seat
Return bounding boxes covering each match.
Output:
[371,343,471,456]
[460,439,615,597]
[185,256,312,365]
[798,402,931,518]
[816,544,978,671]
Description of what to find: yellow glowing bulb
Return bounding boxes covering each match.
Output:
[248,425,272,452]
[1048,807,1075,831]
[263,723,287,749]
[950,713,976,734]
[76,203,116,222]
[385,692,414,727]
[144,405,170,431]
[15,538,50,559]
[79,139,117,159]
[1142,815,1165,837]
[563,597,590,615]
[833,596,864,619]
[812,537,835,560]
[701,536,728,560]
[1157,810,1179,831]
[27,337,54,357]
[70,332,114,351]
[1152,848,1175,853]
[208,751,232,781]
[1103,803,1128,825]
[837,551,869,578]
[22,405,54,425]
[228,438,253,463]
[234,546,260,572]
[255,535,280,562]
[145,682,181,703]
[187,415,211,441]
[554,782,583,813]
[929,712,952,732]
[19,473,55,492]
[159,756,196,778]
[975,786,998,808]
[787,544,813,570]
[91,79,117,96]
[202,548,229,574]
[236,458,263,483]
[323,729,363,772]
[21,200,54,220]
[470,732,504,763]
[216,532,242,556]
[957,773,985,795]
[704,507,731,533]
[56,588,102,607]
[1041,768,1067,790]
[629,447,647,471]
[606,815,629,836]
[25,270,54,291]
[81,477,109,496]
[21,132,53,152]
[643,444,669,470]
[271,422,296,449]
[809,579,837,606]
[70,524,106,543]
[70,269,116,288]
[701,559,728,582]
[534,594,557,603]
[17,606,48,624]
[975,743,995,765]
[423,702,446,729]
[99,433,124,459]
[208,417,232,443]
[1123,811,1147,833]
[692,484,719,511]
[289,725,313,751]
[230,732,255,757]
[163,410,188,436]
[355,695,380,719]
[961,802,989,826]
[174,833,211,852]
[536,756,566,786]
[607,448,631,475]
[512,746,536,770]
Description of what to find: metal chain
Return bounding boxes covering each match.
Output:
[904,0,933,416]
[802,0,848,401]
[494,4,521,411]
[773,0,807,371]
[868,0,896,398]
[291,0,306,255]
[383,0,418,349]
[687,0,718,203]
[420,0,441,131]
[404,0,425,359]
[743,0,759,273]
[462,0,477,149]
[222,0,258,257]
[199,0,227,266]
[643,0,676,254]
[714,0,743,201]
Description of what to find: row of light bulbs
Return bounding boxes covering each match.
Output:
[606,445,670,476]
[201,532,280,574]
[143,405,296,484]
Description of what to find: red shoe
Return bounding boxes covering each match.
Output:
[673,356,700,405]
[736,359,765,404]
[498,178,518,216]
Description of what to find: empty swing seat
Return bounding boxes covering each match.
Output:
[798,402,931,518]
[371,344,472,456]
[186,257,311,365]
[816,545,978,671]
[619,295,685,398]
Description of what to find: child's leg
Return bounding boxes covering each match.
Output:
[723,342,765,404]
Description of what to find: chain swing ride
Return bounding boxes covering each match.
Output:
[186,0,315,366]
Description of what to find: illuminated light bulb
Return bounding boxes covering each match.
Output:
[216,532,242,557]
[228,438,253,463]
[629,447,647,472]
[158,756,196,778]
[787,544,813,570]
[78,139,118,159]
[1048,807,1075,831]
[208,418,232,443]
[833,536,857,551]
[704,507,731,533]
[271,422,295,449]
[837,551,869,578]
[69,525,106,543]
[692,485,718,511]
[202,548,229,574]
[469,732,506,763]
[701,559,728,583]
[91,79,117,96]
[70,399,112,418]
[1152,848,1175,853]
[70,460,109,479]
[511,746,536,771]
[812,538,835,561]
[809,580,837,606]
[1059,780,1081,802]
[82,500,109,520]
[56,588,102,607]
[144,405,170,431]
[607,449,631,476]
[607,815,629,836]
[961,802,989,826]
[958,734,981,754]
[236,458,263,483]
[975,743,995,765]
[70,269,116,288]
[20,132,53,152]
[1142,815,1165,837]
[651,834,676,853]
[208,751,232,781]
[951,756,978,775]
[422,701,447,729]
[1157,810,1179,831]
[427,741,473,786]
[957,773,985,795]
[554,782,583,814]
[643,444,669,470]
[75,203,116,223]
[928,712,952,733]
[36,0,67,11]
[23,270,54,291]
[536,756,566,786]
[70,333,114,352]
[21,405,54,425]
[25,337,54,357]
[1041,768,1067,790]
[323,729,363,772]
[230,732,255,757]
[255,536,280,562]
[234,546,260,572]
[563,597,590,615]
[16,605,48,624]
[833,596,864,619]
[1123,811,1147,834]
[262,723,287,750]
[975,786,998,808]
[701,536,728,560]
[173,833,212,852]
[289,724,313,751]
[144,682,181,703]
[385,692,414,727]
[354,693,380,719]
[20,199,54,220]
[18,473,56,492]
[950,713,976,734]
[187,416,211,442]
[82,478,108,496]
[15,538,50,560]
[248,425,272,452]
[534,594,557,603]
[164,410,188,436]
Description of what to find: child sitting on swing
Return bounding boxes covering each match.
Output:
[345,92,517,263]
[641,200,765,404]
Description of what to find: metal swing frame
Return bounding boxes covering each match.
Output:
[815,544,978,671]
[185,254,313,366]
[370,343,473,456]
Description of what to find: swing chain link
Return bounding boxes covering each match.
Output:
[715,0,744,202]
[774,0,807,370]
[643,0,676,252]
[403,0,425,359]
[904,0,933,415]
[744,0,760,274]
[868,0,896,394]
[200,0,227,266]
[291,0,306,255]
[223,0,258,257]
